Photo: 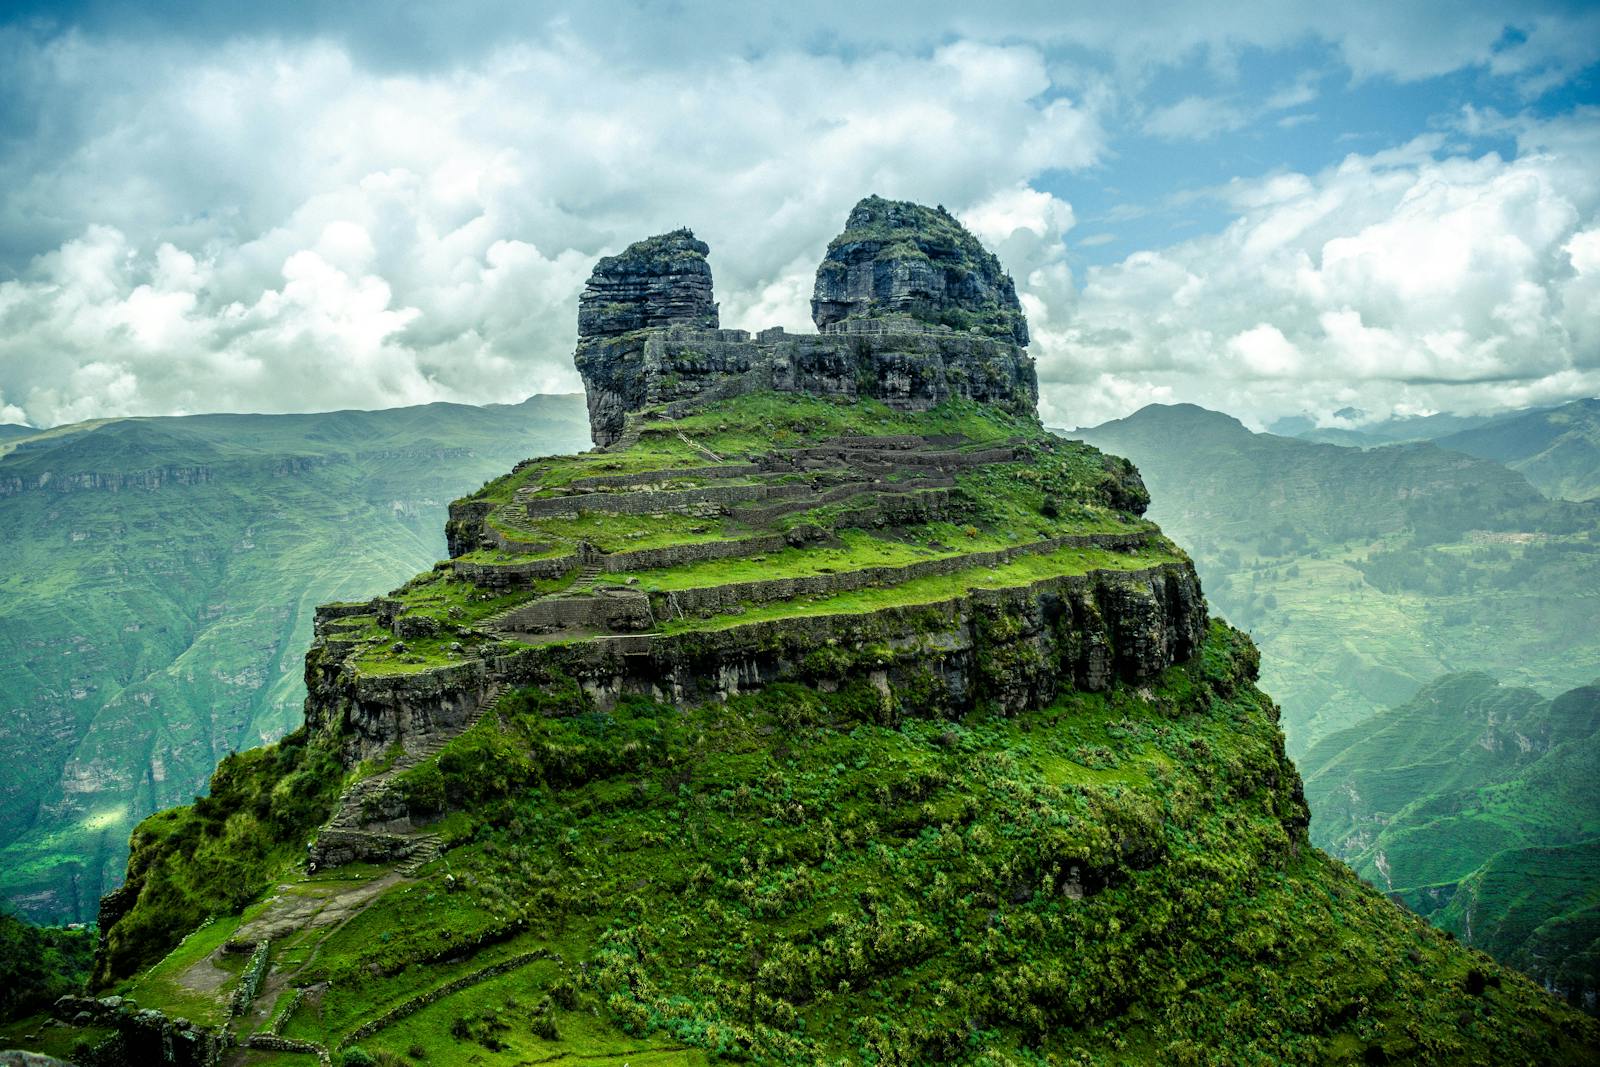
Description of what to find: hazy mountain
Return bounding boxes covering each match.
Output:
[1436,397,1600,502]
[1066,403,1600,752]
[1272,409,1508,447]
[1300,674,1600,1007]
[0,395,591,922]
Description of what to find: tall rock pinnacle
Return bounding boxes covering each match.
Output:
[811,195,1029,346]
[576,228,719,339]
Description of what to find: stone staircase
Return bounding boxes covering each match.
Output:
[677,430,723,462]
[397,834,444,876]
[308,682,505,873]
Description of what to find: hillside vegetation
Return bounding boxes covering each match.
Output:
[0,396,591,923]
[1068,403,1600,752]
[12,389,1581,1065]
[1300,674,1600,1010]
[1436,398,1600,503]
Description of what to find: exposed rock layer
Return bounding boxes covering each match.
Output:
[306,560,1206,764]
[574,198,1037,448]
[812,196,1029,345]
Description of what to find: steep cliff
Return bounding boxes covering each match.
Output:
[812,195,1029,345]
[574,201,1037,447]
[45,198,1598,1066]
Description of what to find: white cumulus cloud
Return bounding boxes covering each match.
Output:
[0,35,1107,426]
[1041,112,1600,428]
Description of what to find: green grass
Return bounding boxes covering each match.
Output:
[120,912,247,1026]
[655,543,1182,635]
[168,626,1600,1061]
[499,509,749,556]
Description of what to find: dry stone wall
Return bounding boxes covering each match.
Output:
[305,559,1204,763]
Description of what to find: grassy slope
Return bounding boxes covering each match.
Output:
[1299,674,1600,1005]
[0,396,591,923]
[66,624,1600,1064]
[1436,397,1600,503]
[1067,403,1600,753]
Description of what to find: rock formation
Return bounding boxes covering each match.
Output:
[77,193,1599,1066]
[812,195,1029,345]
[575,228,719,338]
[573,197,1037,447]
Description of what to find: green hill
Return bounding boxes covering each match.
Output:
[1437,397,1600,502]
[1300,674,1600,1009]
[1068,403,1600,752]
[4,202,1592,1066]
[0,396,592,924]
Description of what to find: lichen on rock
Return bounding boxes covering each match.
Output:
[575,228,719,339]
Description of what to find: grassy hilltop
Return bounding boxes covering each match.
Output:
[7,390,1593,1066]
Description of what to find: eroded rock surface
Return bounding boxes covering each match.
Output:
[574,199,1037,448]
[812,195,1029,345]
[576,228,719,339]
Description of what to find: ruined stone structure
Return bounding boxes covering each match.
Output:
[574,197,1038,447]
[111,195,1200,890]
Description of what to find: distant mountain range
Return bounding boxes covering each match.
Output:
[1271,408,1508,446]
[1435,398,1600,503]
[1271,397,1600,502]
[1065,401,1600,751]
[1300,673,1600,1008]
[0,396,591,921]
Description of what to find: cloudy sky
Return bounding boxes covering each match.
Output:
[0,1,1597,430]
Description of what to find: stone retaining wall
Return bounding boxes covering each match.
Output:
[344,950,558,1043]
[734,484,956,527]
[517,479,812,519]
[306,829,420,870]
[566,461,761,489]
[579,324,1038,447]
[652,532,1152,619]
[307,558,1205,765]
[451,554,576,590]
[492,590,654,634]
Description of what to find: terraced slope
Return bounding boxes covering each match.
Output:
[15,199,1598,1065]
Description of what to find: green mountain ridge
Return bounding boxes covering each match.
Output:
[6,201,1596,1064]
[1067,402,1600,751]
[1300,674,1600,1010]
[0,395,592,923]
[1435,397,1600,502]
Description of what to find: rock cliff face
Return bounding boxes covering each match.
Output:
[575,228,719,338]
[812,195,1029,345]
[574,229,720,446]
[573,200,1037,447]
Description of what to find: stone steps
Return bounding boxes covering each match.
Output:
[397,834,444,877]
[309,682,505,870]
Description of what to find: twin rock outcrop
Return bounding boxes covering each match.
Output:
[286,196,1204,858]
[575,196,1039,448]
